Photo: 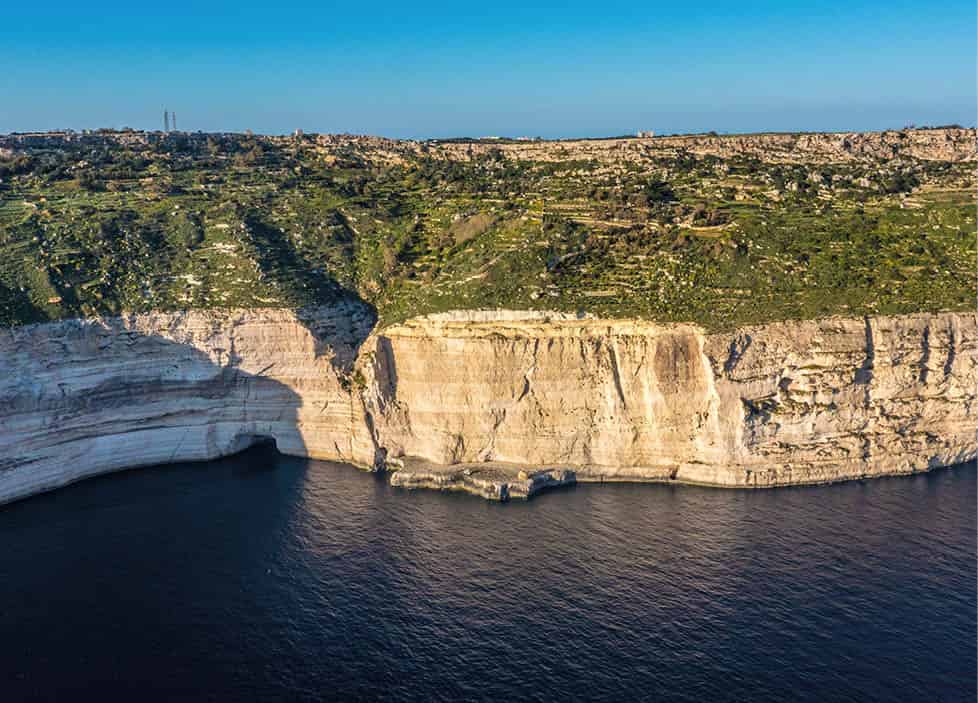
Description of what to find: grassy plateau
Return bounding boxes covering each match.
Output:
[0,127,973,330]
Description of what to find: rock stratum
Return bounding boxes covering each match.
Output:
[1,306,974,503]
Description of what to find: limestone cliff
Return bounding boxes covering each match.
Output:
[355,311,975,488]
[0,305,374,504]
[1,307,974,503]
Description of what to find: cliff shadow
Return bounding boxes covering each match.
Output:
[0,316,316,505]
[241,210,379,373]
[294,296,378,376]
[373,334,398,401]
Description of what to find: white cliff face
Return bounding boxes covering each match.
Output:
[1,307,974,504]
[355,311,977,487]
[0,305,374,505]
[697,314,976,485]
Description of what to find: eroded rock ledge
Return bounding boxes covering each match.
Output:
[1,307,974,504]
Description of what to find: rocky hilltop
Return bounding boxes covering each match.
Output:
[422,128,977,165]
[5,126,972,165]
[2,307,973,503]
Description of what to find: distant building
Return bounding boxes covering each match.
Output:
[637,130,655,139]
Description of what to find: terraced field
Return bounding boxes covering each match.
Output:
[0,127,973,329]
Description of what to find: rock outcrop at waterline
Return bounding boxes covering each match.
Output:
[1,308,974,503]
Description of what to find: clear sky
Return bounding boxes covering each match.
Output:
[2,0,974,138]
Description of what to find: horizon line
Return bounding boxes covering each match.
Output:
[2,123,974,143]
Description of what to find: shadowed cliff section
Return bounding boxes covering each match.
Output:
[0,304,374,505]
[0,326,305,504]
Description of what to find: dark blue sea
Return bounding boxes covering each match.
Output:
[1,446,974,702]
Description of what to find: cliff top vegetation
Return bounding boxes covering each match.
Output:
[0,128,973,330]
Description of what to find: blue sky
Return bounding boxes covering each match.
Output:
[2,1,974,137]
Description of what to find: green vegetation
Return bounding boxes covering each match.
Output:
[0,129,973,330]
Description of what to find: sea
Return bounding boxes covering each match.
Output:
[1,445,974,702]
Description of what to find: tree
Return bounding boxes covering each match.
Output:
[77,170,104,192]
[644,179,676,204]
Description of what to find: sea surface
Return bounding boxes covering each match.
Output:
[1,447,974,702]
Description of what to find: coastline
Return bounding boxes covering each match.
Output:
[2,307,975,504]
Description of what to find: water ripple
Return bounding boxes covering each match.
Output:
[0,450,973,702]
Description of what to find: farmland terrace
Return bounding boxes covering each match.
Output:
[0,127,974,329]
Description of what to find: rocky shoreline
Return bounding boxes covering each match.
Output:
[1,307,974,504]
[388,458,578,500]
